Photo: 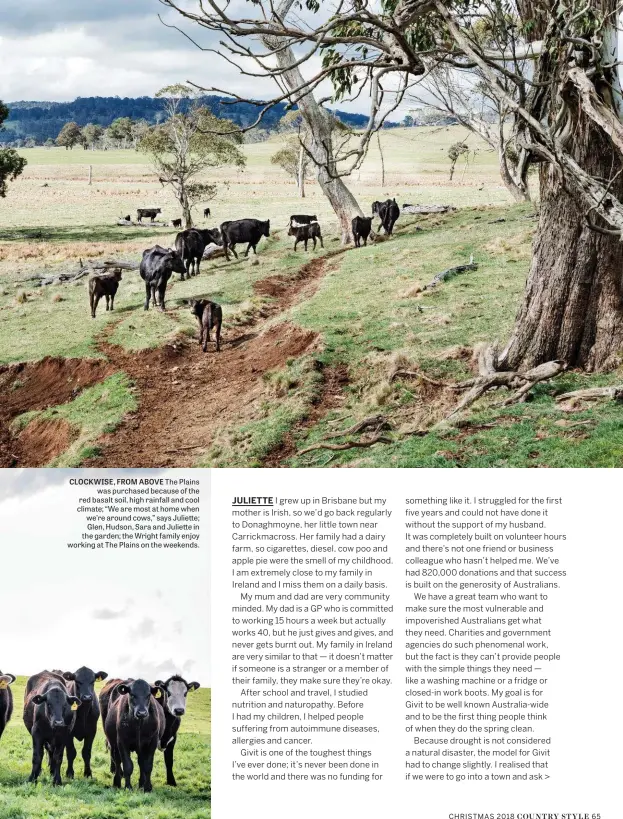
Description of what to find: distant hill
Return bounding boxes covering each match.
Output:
[0,95,394,144]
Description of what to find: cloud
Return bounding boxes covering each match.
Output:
[130,616,157,640]
[92,603,132,621]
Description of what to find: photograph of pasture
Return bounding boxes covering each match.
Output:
[0,471,211,819]
[2,1,623,468]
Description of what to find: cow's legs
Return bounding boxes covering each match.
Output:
[164,736,177,786]
[119,744,134,789]
[29,731,44,782]
[111,745,122,787]
[138,745,156,792]
[294,238,300,251]
[65,736,77,779]
[91,293,100,318]
[82,734,94,777]
[105,294,111,311]
[144,282,151,310]
[319,234,324,248]
[50,742,64,786]
[157,282,167,311]
[150,283,158,309]
[230,243,239,259]
[215,319,221,352]
[196,257,201,276]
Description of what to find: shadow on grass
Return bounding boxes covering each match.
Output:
[0,225,174,244]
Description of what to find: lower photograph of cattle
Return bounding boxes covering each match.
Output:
[0,471,211,817]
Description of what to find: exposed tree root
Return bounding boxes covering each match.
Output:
[423,256,477,291]
[298,434,392,455]
[390,370,470,390]
[555,385,623,403]
[323,415,390,439]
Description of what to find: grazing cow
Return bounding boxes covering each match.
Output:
[220,218,270,260]
[172,218,182,229]
[153,676,200,786]
[88,270,122,318]
[352,216,373,248]
[174,228,209,280]
[140,245,185,311]
[288,221,323,251]
[55,667,107,779]
[0,672,16,742]
[203,207,211,218]
[137,208,162,223]
[23,671,81,785]
[104,679,165,792]
[191,299,222,353]
[289,214,317,226]
[374,198,400,235]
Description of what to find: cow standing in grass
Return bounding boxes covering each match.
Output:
[220,218,270,260]
[373,199,400,235]
[140,246,185,311]
[154,676,200,786]
[0,672,16,743]
[89,270,122,318]
[289,221,323,251]
[103,679,165,792]
[191,299,222,352]
[137,208,161,223]
[54,667,107,779]
[23,671,81,785]
[352,216,373,248]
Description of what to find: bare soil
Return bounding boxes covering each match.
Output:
[0,357,113,466]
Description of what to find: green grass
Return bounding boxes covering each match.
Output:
[13,373,138,466]
[0,678,210,819]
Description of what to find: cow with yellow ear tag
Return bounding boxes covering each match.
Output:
[0,671,16,742]
[153,675,201,786]
[53,666,108,780]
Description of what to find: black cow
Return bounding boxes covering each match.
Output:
[373,198,400,235]
[0,672,16,742]
[352,216,373,248]
[23,671,81,785]
[104,679,165,792]
[140,245,185,311]
[172,218,182,229]
[122,215,131,222]
[174,229,206,280]
[55,667,107,779]
[191,299,222,352]
[154,676,200,786]
[288,221,323,251]
[137,208,162,223]
[203,207,211,218]
[221,218,270,260]
[88,270,122,318]
[289,214,317,226]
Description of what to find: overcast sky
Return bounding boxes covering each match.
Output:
[0,469,211,685]
[0,0,407,116]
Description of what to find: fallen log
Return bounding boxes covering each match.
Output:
[202,244,226,260]
[555,385,623,402]
[25,259,139,287]
[423,255,477,291]
[402,204,456,215]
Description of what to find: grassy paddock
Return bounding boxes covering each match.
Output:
[0,677,210,819]
[3,126,622,467]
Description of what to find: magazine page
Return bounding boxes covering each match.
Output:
[1,1,623,818]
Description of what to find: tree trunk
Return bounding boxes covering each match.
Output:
[298,144,305,198]
[501,124,623,372]
[377,133,385,187]
[180,187,193,229]
[499,150,530,203]
[269,36,363,242]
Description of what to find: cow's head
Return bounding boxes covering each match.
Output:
[0,673,16,690]
[262,220,270,237]
[372,201,381,216]
[116,679,161,721]
[190,299,208,320]
[113,270,122,282]
[202,228,222,246]
[31,686,81,729]
[61,667,107,704]
[154,676,200,718]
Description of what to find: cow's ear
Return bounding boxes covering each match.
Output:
[116,684,130,696]
[69,696,81,711]
[32,694,47,705]
[95,671,108,682]
[154,680,166,688]
[62,671,76,681]
[0,676,13,689]
[188,681,200,692]
[151,686,164,699]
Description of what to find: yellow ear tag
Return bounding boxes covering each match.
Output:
[155,690,162,699]
[0,681,7,689]
[71,702,79,711]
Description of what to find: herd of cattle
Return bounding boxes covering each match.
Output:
[0,667,201,791]
[88,198,403,353]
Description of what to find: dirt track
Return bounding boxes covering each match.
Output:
[0,250,347,468]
